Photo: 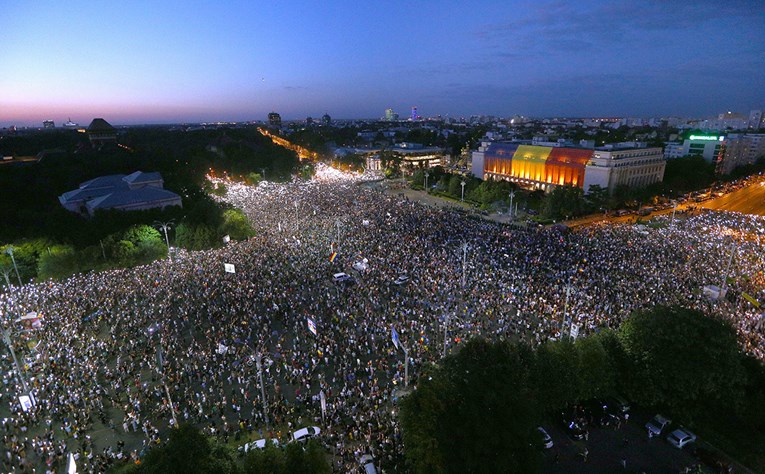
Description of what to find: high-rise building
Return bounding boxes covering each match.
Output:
[43,120,55,129]
[748,110,763,129]
[410,106,418,121]
[716,134,765,174]
[322,113,331,126]
[268,112,282,127]
[306,116,314,126]
[384,108,398,121]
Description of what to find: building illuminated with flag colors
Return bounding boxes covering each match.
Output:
[472,141,665,194]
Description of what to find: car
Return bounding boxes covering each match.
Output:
[604,396,631,416]
[537,426,553,449]
[239,438,279,453]
[562,419,588,441]
[292,426,321,443]
[393,275,410,285]
[646,414,671,436]
[359,454,378,474]
[695,447,734,473]
[333,272,355,285]
[667,428,697,448]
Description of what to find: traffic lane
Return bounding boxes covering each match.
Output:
[701,181,765,216]
[541,414,699,473]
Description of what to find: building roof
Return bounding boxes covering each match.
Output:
[124,171,162,184]
[79,174,127,190]
[86,187,180,211]
[87,118,115,133]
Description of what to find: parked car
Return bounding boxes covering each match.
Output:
[239,438,279,453]
[292,426,321,443]
[359,454,378,474]
[563,419,588,441]
[333,272,355,285]
[667,428,697,448]
[646,414,672,436]
[537,426,553,449]
[695,447,734,473]
[393,275,410,286]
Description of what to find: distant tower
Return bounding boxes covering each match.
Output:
[411,106,418,121]
[322,113,331,126]
[268,112,282,127]
[306,116,314,126]
[385,108,394,121]
[43,120,55,129]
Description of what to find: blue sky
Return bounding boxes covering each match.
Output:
[1,0,763,125]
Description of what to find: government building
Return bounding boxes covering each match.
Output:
[471,141,665,195]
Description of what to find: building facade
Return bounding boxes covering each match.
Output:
[87,118,117,147]
[268,112,282,127]
[716,134,765,175]
[472,141,665,194]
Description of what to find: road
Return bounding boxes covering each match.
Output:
[699,180,765,215]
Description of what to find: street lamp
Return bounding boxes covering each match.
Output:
[460,180,466,202]
[461,242,468,290]
[294,201,299,232]
[671,202,678,228]
[154,343,179,428]
[154,220,174,260]
[1,266,13,293]
[254,353,270,426]
[508,191,516,221]
[5,247,22,287]
[424,171,430,193]
[2,329,31,396]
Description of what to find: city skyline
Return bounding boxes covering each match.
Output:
[1,0,764,127]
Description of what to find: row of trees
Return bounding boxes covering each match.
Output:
[400,306,765,473]
[114,424,331,474]
[3,208,254,281]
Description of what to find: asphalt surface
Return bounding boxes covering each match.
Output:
[700,181,765,216]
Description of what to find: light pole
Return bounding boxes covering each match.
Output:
[254,352,270,426]
[461,242,468,289]
[460,180,466,202]
[508,191,516,221]
[671,202,677,228]
[155,344,179,428]
[154,220,174,260]
[294,201,299,233]
[5,247,22,287]
[1,266,12,293]
[424,171,430,193]
[2,329,30,396]
[335,219,342,246]
[720,241,736,297]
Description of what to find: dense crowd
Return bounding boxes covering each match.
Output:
[1,166,764,472]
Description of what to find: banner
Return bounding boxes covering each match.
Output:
[742,292,761,308]
[320,390,326,419]
[307,317,317,336]
[570,323,581,340]
[224,263,236,273]
[217,343,229,355]
[329,252,337,263]
[222,235,231,244]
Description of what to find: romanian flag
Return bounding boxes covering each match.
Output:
[329,252,337,263]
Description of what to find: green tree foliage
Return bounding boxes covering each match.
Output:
[176,223,219,251]
[400,339,543,474]
[662,155,716,195]
[618,306,746,420]
[541,185,587,219]
[126,424,240,474]
[242,440,330,474]
[220,209,254,241]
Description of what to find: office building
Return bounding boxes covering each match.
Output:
[43,120,55,129]
[268,112,282,127]
[716,134,765,175]
[322,113,331,126]
[748,110,763,129]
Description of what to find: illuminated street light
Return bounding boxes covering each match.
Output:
[460,180,466,202]
[5,247,22,287]
[424,171,430,193]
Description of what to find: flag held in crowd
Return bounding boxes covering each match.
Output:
[307,317,318,336]
[391,326,400,349]
[329,252,337,263]
[224,263,236,273]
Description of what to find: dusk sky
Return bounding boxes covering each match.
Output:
[1,0,764,126]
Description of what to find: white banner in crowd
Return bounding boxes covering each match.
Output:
[224,263,236,273]
[222,235,231,244]
[570,323,581,340]
[307,317,318,336]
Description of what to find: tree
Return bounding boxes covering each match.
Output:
[618,306,746,421]
[220,209,254,241]
[131,424,240,474]
[400,339,543,474]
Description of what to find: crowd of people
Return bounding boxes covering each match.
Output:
[1,165,763,472]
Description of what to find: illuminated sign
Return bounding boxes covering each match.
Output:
[689,135,725,141]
